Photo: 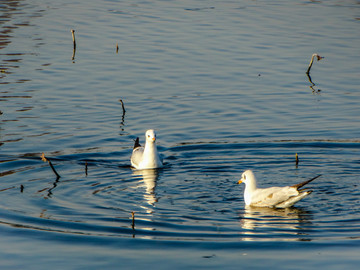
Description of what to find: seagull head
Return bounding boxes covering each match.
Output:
[238,169,255,185]
[145,129,157,143]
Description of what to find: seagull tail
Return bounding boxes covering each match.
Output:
[276,190,312,208]
[292,174,321,190]
[133,137,141,149]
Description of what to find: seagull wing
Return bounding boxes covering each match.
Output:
[250,186,299,207]
[130,146,144,169]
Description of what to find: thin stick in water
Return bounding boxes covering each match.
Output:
[119,99,126,114]
[85,161,88,176]
[116,42,119,53]
[131,211,135,230]
[71,29,76,49]
[71,29,76,61]
[41,153,61,179]
[295,153,299,167]
[306,53,324,74]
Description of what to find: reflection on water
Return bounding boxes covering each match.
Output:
[240,206,313,242]
[0,0,360,267]
[306,72,322,94]
[132,169,160,209]
[0,0,43,71]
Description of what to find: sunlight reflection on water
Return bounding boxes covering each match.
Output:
[1,0,360,269]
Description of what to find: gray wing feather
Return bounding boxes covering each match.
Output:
[131,147,144,168]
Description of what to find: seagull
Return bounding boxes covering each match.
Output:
[237,170,321,208]
[130,129,163,170]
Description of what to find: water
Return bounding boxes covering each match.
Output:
[1,0,360,269]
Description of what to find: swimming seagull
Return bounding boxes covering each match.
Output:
[237,170,321,208]
[130,129,163,170]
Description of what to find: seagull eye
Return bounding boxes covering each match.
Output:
[147,135,150,137]
[243,175,246,180]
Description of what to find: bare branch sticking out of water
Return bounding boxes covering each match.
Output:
[306,53,324,74]
[85,161,88,176]
[131,211,135,230]
[71,29,76,61]
[295,153,299,167]
[119,99,126,115]
[71,29,76,49]
[116,42,119,53]
[41,153,61,179]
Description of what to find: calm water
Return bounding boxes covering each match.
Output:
[1,0,360,269]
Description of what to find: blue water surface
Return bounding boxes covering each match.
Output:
[1,0,360,269]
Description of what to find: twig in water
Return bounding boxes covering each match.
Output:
[71,29,76,61]
[306,53,324,74]
[131,211,135,230]
[116,42,119,53]
[20,185,24,193]
[71,48,76,61]
[295,153,299,167]
[85,161,88,176]
[41,153,61,179]
[71,29,76,49]
[119,99,126,114]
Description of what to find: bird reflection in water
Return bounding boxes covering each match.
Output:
[132,169,160,211]
[239,206,313,241]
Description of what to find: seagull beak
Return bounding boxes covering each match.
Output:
[237,179,243,184]
[152,137,156,142]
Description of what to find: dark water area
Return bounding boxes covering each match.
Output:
[1,0,360,269]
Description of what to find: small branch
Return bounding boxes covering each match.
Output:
[41,153,61,179]
[119,99,126,114]
[71,29,76,61]
[85,161,88,176]
[116,42,119,53]
[71,29,76,49]
[131,211,135,230]
[306,53,324,75]
[71,48,76,61]
[295,153,299,167]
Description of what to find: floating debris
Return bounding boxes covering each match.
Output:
[116,42,119,53]
[295,153,299,167]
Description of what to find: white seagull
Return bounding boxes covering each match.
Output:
[130,129,163,170]
[237,170,321,208]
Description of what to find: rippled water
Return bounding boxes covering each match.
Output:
[1,0,360,269]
